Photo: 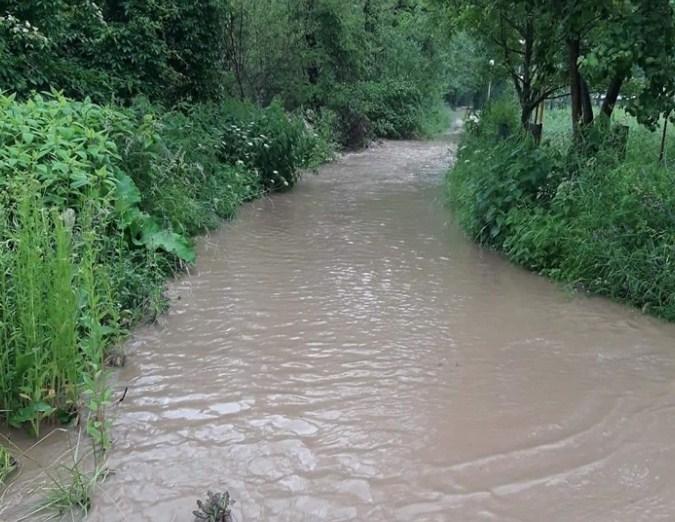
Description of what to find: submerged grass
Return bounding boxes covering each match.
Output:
[0,446,16,485]
[40,429,109,518]
[448,99,675,320]
[0,427,109,520]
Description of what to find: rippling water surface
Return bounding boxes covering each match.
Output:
[5,131,675,521]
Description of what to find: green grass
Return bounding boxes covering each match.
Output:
[448,100,675,321]
[41,442,109,518]
[2,188,84,435]
[0,446,16,485]
[541,106,675,163]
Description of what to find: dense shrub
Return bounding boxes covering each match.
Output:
[0,92,333,430]
[360,80,424,139]
[450,101,560,247]
[328,80,429,147]
[448,100,675,321]
[112,100,259,237]
[0,1,449,134]
[221,102,313,191]
[0,94,166,431]
[0,1,229,103]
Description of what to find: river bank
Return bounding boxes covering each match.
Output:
[0,4,453,505]
[448,101,675,322]
[0,102,452,520]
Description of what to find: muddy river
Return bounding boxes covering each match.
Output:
[4,128,675,521]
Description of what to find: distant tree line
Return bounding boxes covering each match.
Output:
[0,0,454,144]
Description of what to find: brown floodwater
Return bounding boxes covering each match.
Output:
[4,126,675,521]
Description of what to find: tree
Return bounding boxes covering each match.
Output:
[439,0,675,136]
[440,0,565,127]
[552,0,675,132]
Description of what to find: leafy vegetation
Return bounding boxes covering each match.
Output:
[439,0,675,133]
[1,1,451,144]
[449,99,675,320]
[0,95,122,434]
[193,490,234,522]
[0,91,330,434]
[442,1,675,321]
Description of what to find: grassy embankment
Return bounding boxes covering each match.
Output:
[0,94,333,490]
[448,100,675,320]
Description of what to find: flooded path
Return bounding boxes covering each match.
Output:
[9,133,675,520]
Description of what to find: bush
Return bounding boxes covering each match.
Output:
[114,99,260,237]
[327,79,427,147]
[360,80,424,139]
[469,97,521,140]
[0,2,230,104]
[449,121,559,247]
[554,164,675,318]
[220,101,311,191]
[0,92,332,431]
[0,93,142,431]
[448,100,675,321]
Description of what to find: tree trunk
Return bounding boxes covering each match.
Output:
[567,38,583,136]
[225,9,246,101]
[601,75,624,118]
[305,0,319,86]
[518,13,534,130]
[364,0,375,33]
[580,77,594,125]
[521,104,535,128]
[305,35,319,85]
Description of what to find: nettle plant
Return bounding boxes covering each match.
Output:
[0,92,195,432]
[220,102,307,192]
[0,92,195,262]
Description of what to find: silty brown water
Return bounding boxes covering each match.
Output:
[15,128,675,521]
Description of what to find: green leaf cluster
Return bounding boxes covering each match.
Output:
[449,100,675,320]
